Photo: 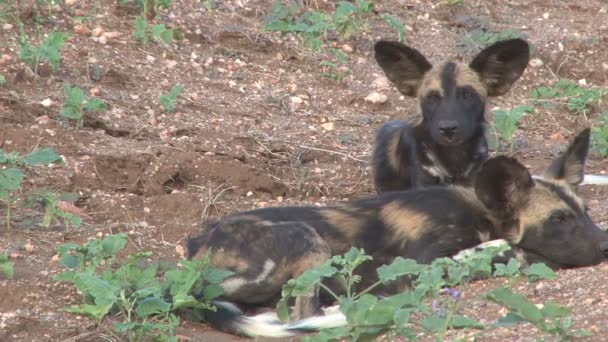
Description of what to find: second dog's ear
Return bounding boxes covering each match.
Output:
[469,38,530,96]
[475,156,534,219]
[374,40,433,97]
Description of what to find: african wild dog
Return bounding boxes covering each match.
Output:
[186,128,608,337]
[372,38,530,193]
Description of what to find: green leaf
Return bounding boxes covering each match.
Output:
[420,315,445,333]
[486,286,544,324]
[394,308,412,326]
[136,297,171,318]
[377,257,423,283]
[134,16,148,41]
[540,301,570,318]
[0,168,24,192]
[493,258,521,278]
[159,84,183,112]
[113,321,138,332]
[101,233,128,257]
[84,98,106,112]
[0,74,6,87]
[523,263,556,283]
[340,294,377,325]
[22,148,62,166]
[201,267,234,284]
[64,303,113,322]
[202,284,224,301]
[495,312,526,327]
[0,253,14,279]
[451,315,484,329]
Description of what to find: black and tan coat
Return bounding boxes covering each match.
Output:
[186,128,608,337]
[372,38,530,193]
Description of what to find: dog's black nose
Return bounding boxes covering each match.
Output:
[438,121,459,138]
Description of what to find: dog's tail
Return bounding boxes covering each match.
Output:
[205,301,347,338]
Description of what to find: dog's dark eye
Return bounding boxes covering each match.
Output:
[425,91,441,103]
[550,212,567,224]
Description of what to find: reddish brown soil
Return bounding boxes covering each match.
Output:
[0,0,607,341]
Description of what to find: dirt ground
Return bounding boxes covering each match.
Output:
[0,0,607,341]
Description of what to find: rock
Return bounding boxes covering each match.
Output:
[342,44,353,53]
[92,27,104,37]
[40,98,53,107]
[529,58,543,67]
[2,23,13,31]
[365,91,388,104]
[321,122,335,131]
[372,76,390,88]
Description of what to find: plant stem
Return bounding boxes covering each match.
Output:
[353,280,382,300]
[319,283,341,302]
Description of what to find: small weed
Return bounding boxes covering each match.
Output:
[263,0,377,52]
[160,84,183,112]
[19,24,69,77]
[456,28,527,54]
[591,113,608,156]
[0,252,14,279]
[134,15,174,48]
[57,234,232,340]
[320,48,350,83]
[381,14,406,43]
[487,287,590,341]
[60,83,106,130]
[491,104,534,151]
[530,79,607,117]
[0,74,5,87]
[25,191,82,229]
[120,0,172,18]
[0,148,63,231]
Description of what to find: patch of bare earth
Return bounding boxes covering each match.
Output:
[0,0,607,341]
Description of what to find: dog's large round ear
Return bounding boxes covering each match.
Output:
[544,128,590,189]
[374,40,433,97]
[469,38,530,97]
[475,156,534,218]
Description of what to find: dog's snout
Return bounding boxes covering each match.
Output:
[438,120,459,138]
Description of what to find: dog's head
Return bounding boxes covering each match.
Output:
[375,39,529,146]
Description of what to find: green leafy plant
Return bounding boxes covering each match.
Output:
[0,252,14,279]
[0,148,62,231]
[487,287,590,341]
[381,14,406,43]
[332,0,374,40]
[25,191,82,229]
[133,15,174,48]
[57,234,232,341]
[456,28,526,54]
[530,79,607,117]
[0,74,5,87]
[159,84,183,112]
[60,83,106,130]
[591,113,608,156]
[120,0,172,18]
[491,104,534,151]
[320,48,350,83]
[18,23,69,77]
[280,245,582,342]
[263,0,377,52]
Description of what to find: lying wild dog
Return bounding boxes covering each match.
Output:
[372,38,530,193]
[186,128,608,337]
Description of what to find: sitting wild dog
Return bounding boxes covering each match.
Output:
[186,128,608,337]
[372,38,530,193]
